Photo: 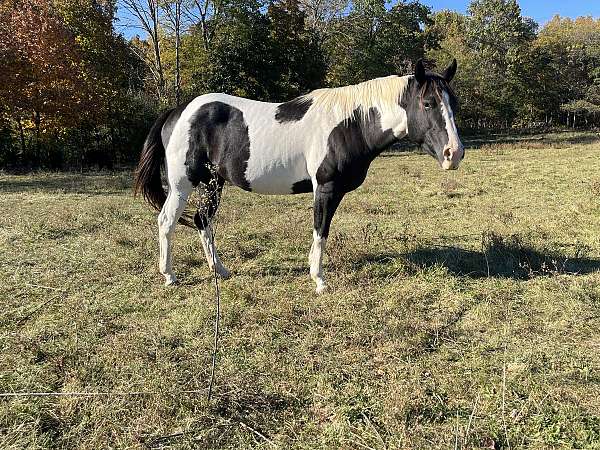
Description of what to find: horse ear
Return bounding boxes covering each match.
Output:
[414,59,426,85]
[442,58,457,82]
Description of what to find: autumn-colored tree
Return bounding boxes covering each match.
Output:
[0,0,91,150]
[57,0,136,113]
[0,0,148,168]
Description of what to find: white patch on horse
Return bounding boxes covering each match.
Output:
[379,104,409,140]
[309,230,327,294]
[158,185,193,286]
[199,224,230,278]
[439,91,464,169]
[157,96,218,285]
[243,102,312,194]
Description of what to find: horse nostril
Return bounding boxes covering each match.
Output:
[443,148,452,159]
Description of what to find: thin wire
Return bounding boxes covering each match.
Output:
[206,173,225,403]
[0,389,210,398]
[207,230,220,403]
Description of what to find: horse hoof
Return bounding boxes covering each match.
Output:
[218,268,231,279]
[315,283,327,295]
[210,266,231,279]
[164,275,178,286]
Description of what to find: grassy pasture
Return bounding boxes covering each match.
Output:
[1,131,600,449]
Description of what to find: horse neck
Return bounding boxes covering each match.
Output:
[355,106,403,156]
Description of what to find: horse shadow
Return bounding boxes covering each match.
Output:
[354,244,600,280]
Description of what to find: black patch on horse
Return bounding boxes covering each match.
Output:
[292,179,313,194]
[275,98,313,123]
[311,107,398,239]
[186,102,252,191]
[316,107,397,191]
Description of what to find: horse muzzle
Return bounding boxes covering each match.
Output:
[441,146,464,170]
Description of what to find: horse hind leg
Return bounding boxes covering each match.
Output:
[158,182,193,286]
[194,176,230,279]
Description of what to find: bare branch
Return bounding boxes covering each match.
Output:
[119,0,165,98]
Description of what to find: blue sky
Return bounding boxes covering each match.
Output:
[116,1,600,39]
[423,0,600,25]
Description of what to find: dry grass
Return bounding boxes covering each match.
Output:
[1,131,600,449]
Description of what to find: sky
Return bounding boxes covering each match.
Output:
[116,1,600,39]
[423,0,600,25]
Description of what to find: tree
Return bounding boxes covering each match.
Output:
[469,0,536,125]
[536,16,600,125]
[119,0,166,99]
[325,0,431,86]
[467,0,535,70]
[267,0,326,99]
[194,1,275,99]
[162,0,184,104]
[426,0,538,127]
[426,10,482,126]
[297,0,348,36]
[185,0,226,51]
[0,0,91,163]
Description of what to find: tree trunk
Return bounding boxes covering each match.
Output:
[34,110,41,164]
[201,17,209,51]
[17,117,26,156]
[175,0,181,105]
[151,0,165,99]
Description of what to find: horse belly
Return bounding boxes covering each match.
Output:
[245,151,310,195]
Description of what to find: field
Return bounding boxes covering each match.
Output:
[1,131,600,449]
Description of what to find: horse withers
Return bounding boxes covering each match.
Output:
[134,59,464,294]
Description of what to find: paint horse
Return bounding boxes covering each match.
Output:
[134,59,464,294]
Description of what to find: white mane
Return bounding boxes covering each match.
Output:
[302,75,410,119]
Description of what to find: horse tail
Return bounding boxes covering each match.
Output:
[133,108,172,213]
[134,109,196,228]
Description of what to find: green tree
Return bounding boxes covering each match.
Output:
[195,1,275,99]
[267,0,326,99]
[426,10,481,126]
[325,0,431,86]
[536,16,600,126]
[469,0,536,125]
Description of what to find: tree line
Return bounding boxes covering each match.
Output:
[1,0,599,170]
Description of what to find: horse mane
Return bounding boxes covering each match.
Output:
[302,75,409,119]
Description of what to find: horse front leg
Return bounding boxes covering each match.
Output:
[311,181,344,294]
[194,175,230,279]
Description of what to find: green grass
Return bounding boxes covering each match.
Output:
[1,131,600,449]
